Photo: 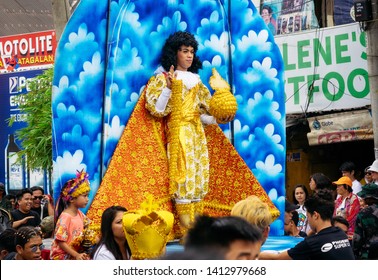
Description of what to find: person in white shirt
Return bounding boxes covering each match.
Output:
[292,184,311,234]
[339,161,362,195]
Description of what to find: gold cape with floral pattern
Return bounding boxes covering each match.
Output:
[86,85,280,233]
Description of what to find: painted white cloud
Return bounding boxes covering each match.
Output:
[121,2,141,29]
[238,29,272,52]
[103,115,125,141]
[155,11,187,34]
[78,52,104,82]
[64,23,96,51]
[125,91,139,110]
[202,55,223,68]
[55,103,77,119]
[264,123,284,151]
[243,57,278,84]
[53,76,77,99]
[53,150,87,181]
[202,32,231,55]
[255,154,282,176]
[247,90,281,120]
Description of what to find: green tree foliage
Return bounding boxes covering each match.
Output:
[7,68,53,173]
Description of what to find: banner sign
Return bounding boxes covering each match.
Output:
[307,109,373,146]
[260,0,318,35]
[0,30,56,73]
[275,23,370,114]
[0,69,50,193]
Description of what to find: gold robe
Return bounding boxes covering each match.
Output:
[87,74,279,237]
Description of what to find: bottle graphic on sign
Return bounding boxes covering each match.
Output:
[4,134,24,191]
[27,166,45,188]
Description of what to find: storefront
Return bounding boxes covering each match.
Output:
[286,109,375,200]
[274,22,374,199]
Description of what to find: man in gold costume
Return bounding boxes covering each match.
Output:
[87,32,279,239]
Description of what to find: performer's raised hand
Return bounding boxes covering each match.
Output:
[166,65,176,89]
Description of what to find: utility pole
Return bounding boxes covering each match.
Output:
[51,0,80,42]
[366,0,378,159]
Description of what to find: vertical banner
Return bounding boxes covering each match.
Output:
[0,69,51,193]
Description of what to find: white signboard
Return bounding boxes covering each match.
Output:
[275,23,370,114]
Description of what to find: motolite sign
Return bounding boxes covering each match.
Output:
[0,30,56,73]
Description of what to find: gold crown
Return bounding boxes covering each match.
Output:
[122,193,174,259]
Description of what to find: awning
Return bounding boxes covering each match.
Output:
[307,109,373,146]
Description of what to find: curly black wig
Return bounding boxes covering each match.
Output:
[160,31,202,73]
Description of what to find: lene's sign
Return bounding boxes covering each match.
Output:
[275,23,370,114]
[0,30,56,73]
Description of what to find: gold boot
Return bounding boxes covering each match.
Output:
[175,201,195,237]
[193,200,204,217]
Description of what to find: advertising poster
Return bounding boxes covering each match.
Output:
[260,0,319,35]
[0,30,56,73]
[0,30,56,194]
[0,68,51,194]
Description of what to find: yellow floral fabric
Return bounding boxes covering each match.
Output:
[145,73,211,201]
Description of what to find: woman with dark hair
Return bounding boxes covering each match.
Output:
[309,172,333,191]
[260,5,276,35]
[91,206,130,260]
[292,184,310,233]
[145,31,234,230]
[159,31,202,74]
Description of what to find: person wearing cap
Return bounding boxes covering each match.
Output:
[333,176,360,240]
[353,183,378,259]
[362,166,373,185]
[40,215,54,260]
[367,159,378,184]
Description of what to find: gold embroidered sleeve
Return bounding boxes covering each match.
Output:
[145,74,172,118]
[198,81,212,115]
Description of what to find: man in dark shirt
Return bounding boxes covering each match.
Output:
[30,186,54,220]
[260,189,355,260]
[11,189,41,229]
